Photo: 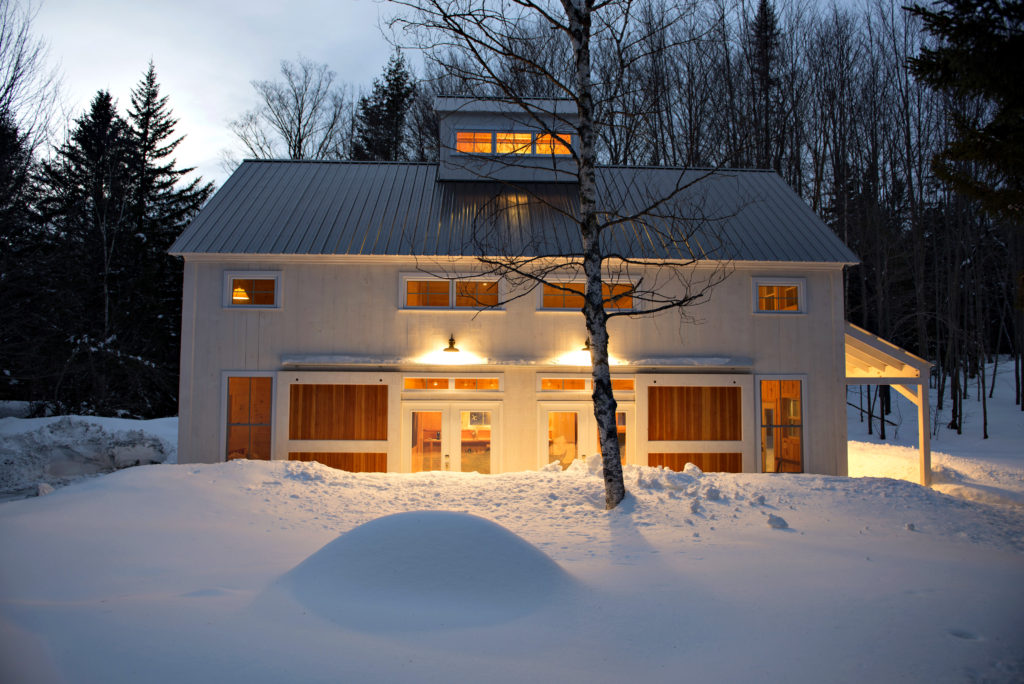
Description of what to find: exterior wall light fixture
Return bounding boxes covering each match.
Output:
[444,334,460,352]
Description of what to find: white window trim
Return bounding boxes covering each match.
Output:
[223,270,281,309]
[752,276,806,314]
[399,273,504,311]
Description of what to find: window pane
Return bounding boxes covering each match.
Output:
[495,132,532,154]
[406,280,450,307]
[461,410,491,474]
[231,278,275,306]
[251,279,276,306]
[548,412,578,469]
[456,131,492,153]
[536,133,572,155]
[542,283,585,309]
[231,279,252,304]
[251,426,272,460]
[603,283,633,309]
[227,377,251,423]
[611,378,634,391]
[226,425,251,460]
[760,379,802,472]
[453,378,500,390]
[758,284,799,312]
[455,281,499,307]
[250,378,272,423]
[411,411,443,472]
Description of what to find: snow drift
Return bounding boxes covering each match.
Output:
[279,510,576,631]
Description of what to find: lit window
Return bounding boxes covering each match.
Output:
[226,273,279,308]
[760,379,803,473]
[456,131,492,153]
[406,280,450,307]
[542,283,585,309]
[496,132,533,154]
[404,377,500,390]
[535,133,572,155]
[605,283,633,309]
[455,281,499,307]
[403,276,500,309]
[454,378,500,390]
[541,378,587,390]
[541,282,633,310]
[611,378,635,391]
[754,279,804,313]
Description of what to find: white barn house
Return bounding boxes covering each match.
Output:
[170,97,931,480]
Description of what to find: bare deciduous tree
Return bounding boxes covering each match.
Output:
[0,0,60,151]
[227,56,353,164]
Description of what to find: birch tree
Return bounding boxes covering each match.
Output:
[388,0,731,508]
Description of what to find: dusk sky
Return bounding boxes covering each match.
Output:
[35,0,400,187]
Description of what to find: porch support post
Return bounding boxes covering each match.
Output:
[918,382,931,487]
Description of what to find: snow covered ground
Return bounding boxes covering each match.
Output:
[0,368,1021,683]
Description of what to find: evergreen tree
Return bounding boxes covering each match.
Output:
[908,0,1024,223]
[747,0,781,170]
[36,90,135,413]
[125,62,213,410]
[351,52,416,161]
[0,111,48,402]
[33,66,212,417]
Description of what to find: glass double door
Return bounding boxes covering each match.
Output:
[406,404,498,474]
[539,403,632,470]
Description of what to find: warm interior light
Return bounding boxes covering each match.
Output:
[232,286,249,302]
[444,334,459,352]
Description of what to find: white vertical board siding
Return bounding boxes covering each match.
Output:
[176,257,849,474]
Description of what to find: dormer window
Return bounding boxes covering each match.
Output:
[456,131,492,153]
[454,130,574,156]
[535,133,572,155]
[496,132,532,154]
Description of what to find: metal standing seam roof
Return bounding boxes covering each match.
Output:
[169,160,859,264]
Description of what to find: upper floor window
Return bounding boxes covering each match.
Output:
[540,282,634,310]
[535,132,572,155]
[403,275,501,310]
[456,131,492,154]
[495,132,532,154]
[225,272,280,308]
[455,130,574,156]
[753,278,805,313]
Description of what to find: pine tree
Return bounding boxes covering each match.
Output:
[0,111,48,402]
[36,91,135,413]
[908,0,1024,223]
[351,52,417,161]
[747,0,781,170]
[33,67,212,417]
[124,62,213,411]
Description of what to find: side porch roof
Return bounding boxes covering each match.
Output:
[845,322,933,485]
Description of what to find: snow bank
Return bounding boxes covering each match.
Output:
[0,416,176,498]
[279,510,575,630]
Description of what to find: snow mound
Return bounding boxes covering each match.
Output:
[279,511,576,631]
[0,416,171,498]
